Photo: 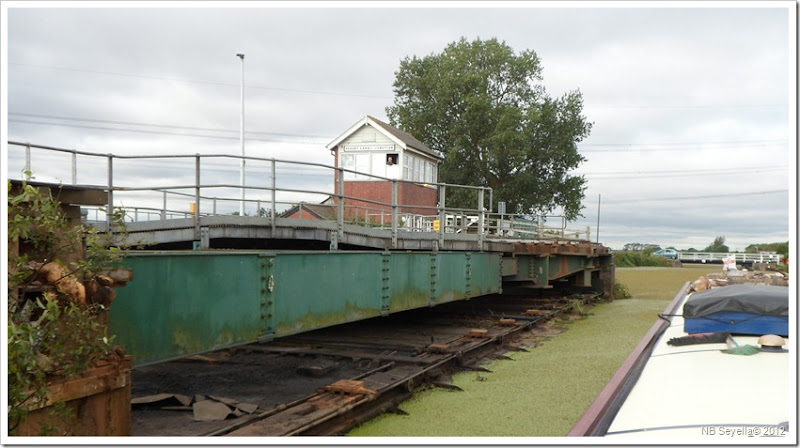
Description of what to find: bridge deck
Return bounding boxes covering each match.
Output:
[9,143,614,367]
[101,214,609,255]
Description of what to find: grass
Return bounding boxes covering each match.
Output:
[347,264,719,437]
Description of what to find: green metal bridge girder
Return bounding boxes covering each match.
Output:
[111,250,502,367]
[502,253,609,288]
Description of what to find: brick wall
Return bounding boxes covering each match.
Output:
[341,181,436,217]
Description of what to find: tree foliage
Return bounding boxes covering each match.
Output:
[744,241,788,256]
[703,236,729,253]
[622,243,661,252]
[386,37,592,219]
[613,251,672,268]
[7,182,125,434]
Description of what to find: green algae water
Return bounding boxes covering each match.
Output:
[348,265,719,437]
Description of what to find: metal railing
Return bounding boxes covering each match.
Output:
[7,141,591,245]
[678,252,784,264]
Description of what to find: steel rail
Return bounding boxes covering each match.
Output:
[218,300,576,437]
[203,361,397,437]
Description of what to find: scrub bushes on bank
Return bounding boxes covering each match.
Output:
[613,251,672,267]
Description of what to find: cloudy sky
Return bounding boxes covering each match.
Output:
[2,2,795,251]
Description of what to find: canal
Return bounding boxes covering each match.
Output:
[347,265,720,437]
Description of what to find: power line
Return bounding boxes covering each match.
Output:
[11,112,788,154]
[580,145,786,153]
[602,189,788,204]
[11,62,787,109]
[9,112,331,140]
[9,119,328,144]
[9,62,391,100]
[577,165,786,176]
[588,103,786,110]
[581,139,786,147]
[580,167,787,180]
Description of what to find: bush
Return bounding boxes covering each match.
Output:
[613,251,672,267]
[613,282,632,300]
[7,181,125,434]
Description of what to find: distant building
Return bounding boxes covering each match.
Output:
[280,201,336,220]
[284,115,442,223]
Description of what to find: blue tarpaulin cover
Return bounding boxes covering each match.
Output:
[684,284,788,318]
[683,284,788,336]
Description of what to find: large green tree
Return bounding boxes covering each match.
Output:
[704,236,730,253]
[386,37,592,219]
[744,241,788,255]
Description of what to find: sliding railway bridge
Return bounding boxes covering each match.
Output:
[8,141,614,368]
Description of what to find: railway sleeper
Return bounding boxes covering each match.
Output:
[157,297,580,437]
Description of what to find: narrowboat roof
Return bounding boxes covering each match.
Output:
[604,288,793,439]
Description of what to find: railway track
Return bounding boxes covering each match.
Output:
[131,290,599,437]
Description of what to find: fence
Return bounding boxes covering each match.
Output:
[678,252,784,264]
[7,141,591,243]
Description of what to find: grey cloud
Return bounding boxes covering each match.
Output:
[4,4,793,250]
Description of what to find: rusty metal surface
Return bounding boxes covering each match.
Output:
[129,291,592,437]
[112,250,503,367]
[13,357,132,436]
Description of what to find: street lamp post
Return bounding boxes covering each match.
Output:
[236,53,245,216]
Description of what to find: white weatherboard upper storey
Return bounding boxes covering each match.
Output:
[328,116,439,183]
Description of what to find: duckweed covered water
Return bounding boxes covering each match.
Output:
[348,265,719,437]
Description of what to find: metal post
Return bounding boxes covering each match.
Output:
[337,167,344,240]
[538,216,543,239]
[162,191,167,221]
[213,198,217,215]
[438,184,446,246]
[237,53,246,216]
[195,154,201,240]
[478,188,485,250]
[71,151,77,185]
[391,180,398,248]
[24,144,31,180]
[107,154,113,235]
[270,159,276,232]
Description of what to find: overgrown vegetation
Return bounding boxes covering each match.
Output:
[7,181,126,434]
[613,250,672,267]
[613,281,632,300]
[568,298,592,317]
[744,241,789,259]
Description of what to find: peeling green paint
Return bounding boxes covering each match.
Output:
[112,250,502,367]
[388,291,432,313]
[276,301,381,336]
